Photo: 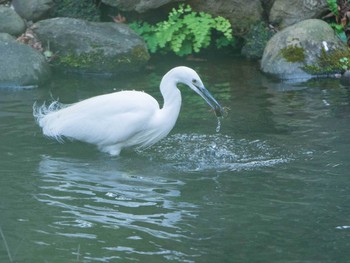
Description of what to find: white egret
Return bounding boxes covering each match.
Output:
[34,66,224,156]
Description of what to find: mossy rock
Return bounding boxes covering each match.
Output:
[280,45,305,63]
[32,18,150,75]
[261,19,347,80]
[303,48,350,75]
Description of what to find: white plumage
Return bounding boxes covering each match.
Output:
[34,66,224,155]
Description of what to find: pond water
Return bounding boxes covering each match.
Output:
[0,58,349,262]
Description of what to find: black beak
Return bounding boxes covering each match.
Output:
[196,86,224,117]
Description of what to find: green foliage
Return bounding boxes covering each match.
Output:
[329,22,347,42]
[327,0,339,16]
[325,0,350,44]
[129,4,234,56]
[303,48,350,74]
[339,56,349,70]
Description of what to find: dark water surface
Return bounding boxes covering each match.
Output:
[0,58,349,262]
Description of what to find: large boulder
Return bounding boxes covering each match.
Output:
[0,33,51,87]
[269,0,329,28]
[12,0,54,22]
[32,18,150,75]
[189,0,264,32]
[261,19,346,80]
[0,6,26,36]
[101,0,180,13]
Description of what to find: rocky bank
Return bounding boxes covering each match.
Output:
[0,0,347,86]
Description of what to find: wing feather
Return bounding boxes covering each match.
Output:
[34,91,160,147]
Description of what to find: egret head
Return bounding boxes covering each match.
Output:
[172,66,225,117]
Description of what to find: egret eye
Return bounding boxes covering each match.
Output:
[192,79,198,84]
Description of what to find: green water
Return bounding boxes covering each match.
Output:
[0,58,349,262]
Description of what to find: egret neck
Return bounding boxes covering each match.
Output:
[158,70,182,133]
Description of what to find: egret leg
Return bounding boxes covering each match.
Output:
[99,145,122,156]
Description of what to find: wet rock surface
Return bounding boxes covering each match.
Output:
[32,17,150,75]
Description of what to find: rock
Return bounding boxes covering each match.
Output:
[32,18,150,75]
[12,0,54,22]
[101,0,179,13]
[340,70,350,86]
[261,19,346,80]
[0,33,51,87]
[189,0,263,33]
[50,0,100,21]
[0,32,15,41]
[269,0,329,28]
[0,6,26,36]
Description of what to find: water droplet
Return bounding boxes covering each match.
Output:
[216,117,221,133]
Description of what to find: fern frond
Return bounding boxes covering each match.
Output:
[128,4,234,56]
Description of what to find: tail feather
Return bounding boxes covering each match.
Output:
[33,101,68,142]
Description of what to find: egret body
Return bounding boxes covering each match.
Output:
[34,66,224,155]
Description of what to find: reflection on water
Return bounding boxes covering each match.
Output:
[36,155,199,261]
[37,155,188,234]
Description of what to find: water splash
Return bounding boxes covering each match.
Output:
[215,117,221,133]
[144,133,292,172]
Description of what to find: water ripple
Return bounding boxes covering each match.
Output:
[34,133,291,261]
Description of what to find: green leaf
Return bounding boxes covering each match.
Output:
[128,4,235,56]
[337,31,348,43]
[326,0,339,16]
